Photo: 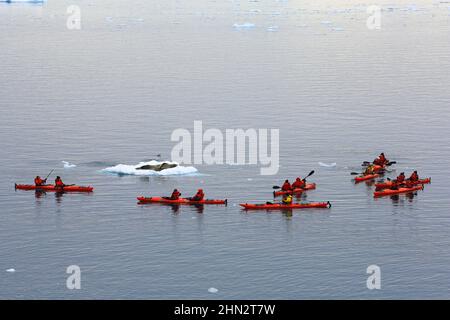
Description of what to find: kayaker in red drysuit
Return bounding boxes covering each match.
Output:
[169,189,181,200]
[292,177,306,189]
[373,153,388,166]
[396,172,406,184]
[34,176,47,186]
[409,171,419,182]
[190,189,205,201]
[55,176,65,188]
[281,180,292,191]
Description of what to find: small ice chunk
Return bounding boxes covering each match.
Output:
[6,268,15,273]
[62,161,77,168]
[208,287,219,293]
[319,162,337,168]
[233,22,255,29]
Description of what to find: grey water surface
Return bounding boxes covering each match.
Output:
[1,0,450,299]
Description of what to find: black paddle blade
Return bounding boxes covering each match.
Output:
[350,172,360,175]
[272,186,281,189]
[302,170,315,181]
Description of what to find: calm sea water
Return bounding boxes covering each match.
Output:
[1,0,450,299]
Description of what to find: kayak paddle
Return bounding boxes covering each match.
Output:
[363,160,396,166]
[303,170,315,181]
[44,169,54,181]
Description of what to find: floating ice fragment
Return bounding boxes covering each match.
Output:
[233,22,255,29]
[208,287,219,293]
[62,161,77,169]
[319,162,337,168]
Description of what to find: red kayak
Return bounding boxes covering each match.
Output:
[273,183,316,197]
[240,202,331,210]
[374,185,424,198]
[362,164,388,172]
[15,184,94,192]
[375,178,431,191]
[354,174,380,183]
[372,165,386,173]
[137,196,227,205]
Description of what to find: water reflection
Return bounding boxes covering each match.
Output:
[169,204,180,214]
[34,190,46,199]
[192,204,204,214]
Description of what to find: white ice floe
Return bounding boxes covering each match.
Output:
[233,22,255,30]
[1,0,45,2]
[101,160,198,176]
[208,287,219,293]
[319,162,337,168]
[6,268,15,273]
[62,161,77,169]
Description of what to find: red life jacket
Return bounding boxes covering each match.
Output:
[170,190,181,200]
[292,179,305,189]
[397,174,405,183]
[409,173,419,181]
[373,158,383,166]
[35,177,44,186]
[281,182,292,191]
[55,179,64,187]
[192,191,204,201]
